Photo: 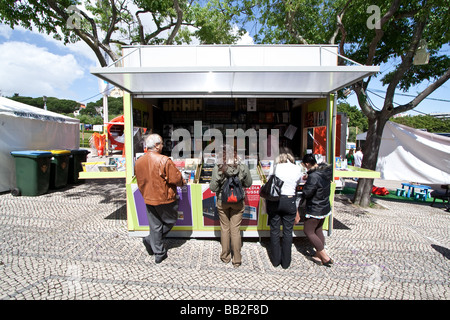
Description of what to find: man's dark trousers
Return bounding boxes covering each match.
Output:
[144,201,178,260]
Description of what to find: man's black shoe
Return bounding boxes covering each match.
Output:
[142,238,154,256]
[155,252,168,264]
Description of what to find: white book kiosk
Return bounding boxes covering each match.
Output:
[87,45,380,237]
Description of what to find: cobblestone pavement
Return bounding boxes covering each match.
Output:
[0,179,448,301]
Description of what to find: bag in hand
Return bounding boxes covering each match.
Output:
[259,174,284,201]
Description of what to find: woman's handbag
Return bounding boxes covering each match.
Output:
[259,167,284,201]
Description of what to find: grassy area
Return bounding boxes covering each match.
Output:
[80,131,93,148]
[338,186,445,204]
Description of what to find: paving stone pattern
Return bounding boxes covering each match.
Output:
[0,179,449,300]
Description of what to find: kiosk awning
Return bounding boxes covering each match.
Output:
[91,45,379,98]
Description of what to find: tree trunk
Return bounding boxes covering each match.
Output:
[353,115,388,207]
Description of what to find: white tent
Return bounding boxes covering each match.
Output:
[357,121,450,184]
[0,97,80,193]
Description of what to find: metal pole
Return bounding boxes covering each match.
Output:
[103,93,109,156]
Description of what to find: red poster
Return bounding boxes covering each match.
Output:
[202,185,261,227]
[242,185,261,226]
[202,186,218,226]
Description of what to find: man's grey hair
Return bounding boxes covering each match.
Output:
[145,134,162,150]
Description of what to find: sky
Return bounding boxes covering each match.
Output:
[0,24,100,105]
[0,22,448,114]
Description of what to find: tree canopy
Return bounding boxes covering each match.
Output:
[8,95,123,124]
[391,115,450,133]
[233,0,450,206]
[9,95,79,114]
[337,102,369,132]
[0,0,245,66]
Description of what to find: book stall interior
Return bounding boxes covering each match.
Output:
[131,97,328,186]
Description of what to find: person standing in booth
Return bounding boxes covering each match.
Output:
[266,153,303,269]
[135,134,185,264]
[354,147,363,168]
[210,145,252,267]
[301,153,334,267]
[353,146,364,181]
[345,148,355,166]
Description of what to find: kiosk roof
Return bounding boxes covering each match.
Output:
[91,45,379,98]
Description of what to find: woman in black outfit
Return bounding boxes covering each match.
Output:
[266,153,302,269]
[300,154,334,267]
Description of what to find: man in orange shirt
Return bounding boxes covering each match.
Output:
[135,134,185,263]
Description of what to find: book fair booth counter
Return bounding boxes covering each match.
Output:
[85,45,380,238]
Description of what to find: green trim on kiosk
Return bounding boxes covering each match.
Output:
[335,166,381,179]
[79,171,126,179]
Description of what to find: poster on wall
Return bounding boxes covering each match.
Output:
[132,184,193,227]
[176,185,193,226]
[242,185,260,226]
[202,184,261,227]
[305,111,326,127]
[202,185,219,226]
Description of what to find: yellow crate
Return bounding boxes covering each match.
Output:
[81,161,106,172]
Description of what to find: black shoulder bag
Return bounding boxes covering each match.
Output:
[259,165,284,201]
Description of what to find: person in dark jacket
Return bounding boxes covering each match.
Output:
[300,153,334,267]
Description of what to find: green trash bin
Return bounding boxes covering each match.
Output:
[44,149,71,189]
[68,149,90,184]
[10,151,52,196]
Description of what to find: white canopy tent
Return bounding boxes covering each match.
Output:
[0,97,80,193]
[357,121,450,184]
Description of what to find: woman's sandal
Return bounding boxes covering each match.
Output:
[309,256,323,266]
[323,259,334,267]
[310,256,334,267]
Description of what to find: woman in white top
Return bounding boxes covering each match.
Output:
[354,147,363,167]
[265,153,302,269]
